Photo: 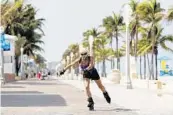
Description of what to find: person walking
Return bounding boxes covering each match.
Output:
[37,71,41,80]
[59,49,111,111]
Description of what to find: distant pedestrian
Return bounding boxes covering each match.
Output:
[37,71,41,80]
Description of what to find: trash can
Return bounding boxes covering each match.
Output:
[107,69,121,84]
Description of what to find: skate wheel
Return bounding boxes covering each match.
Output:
[89,106,94,111]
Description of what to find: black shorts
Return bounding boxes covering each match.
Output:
[83,68,100,80]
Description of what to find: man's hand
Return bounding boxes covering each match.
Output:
[83,69,90,76]
[59,69,66,75]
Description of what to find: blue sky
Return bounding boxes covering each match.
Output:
[27,0,173,62]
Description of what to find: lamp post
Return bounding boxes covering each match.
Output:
[20,47,24,79]
[0,45,4,83]
[89,36,94,57]
[88,36,94,82]
[79,43,84,81]
[124,5,132,89]
[70,52,74,80]
[66,55,70,79]
[62,59,66,79]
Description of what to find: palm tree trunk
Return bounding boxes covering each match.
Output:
[147,54,152,79]
[110,36,113,69]
[151,46,155,80]
[144,54,146,79]
[154,46,158,80]
[140,56,142,79]
[151,25,156,80]
[112,58,115,69]
[119,58,121,71]
[102,59,106,77]
[15,56,20,76]
[116,33,119,70]
[111,36,115,69]
[155,53,158,80]
[135,27,138,62]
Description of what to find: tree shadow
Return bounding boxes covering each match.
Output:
[1,91,43,94]
[1,91,67,107]
[9,80,68,86]
[10,81,58,85]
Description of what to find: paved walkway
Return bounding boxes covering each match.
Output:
[1,78,138,115]
[58,76,173,115]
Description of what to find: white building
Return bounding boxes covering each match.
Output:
[0,34,17,82]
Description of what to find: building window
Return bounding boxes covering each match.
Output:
[4,56,12,63]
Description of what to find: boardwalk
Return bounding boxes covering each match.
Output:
[1,78,137,115]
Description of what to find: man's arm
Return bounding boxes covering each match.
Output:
[63,58,80,71]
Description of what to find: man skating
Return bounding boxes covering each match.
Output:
[59,49,111,111]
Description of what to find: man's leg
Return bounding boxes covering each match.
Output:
[95,79,111,104]
[83,78,94,110]
[83,78,92,97]
[94,79,106,92]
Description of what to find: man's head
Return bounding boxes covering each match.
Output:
[80,49,90,61]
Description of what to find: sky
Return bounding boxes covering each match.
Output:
[27,0,173,62]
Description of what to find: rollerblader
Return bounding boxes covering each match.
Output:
[59,49,111,111]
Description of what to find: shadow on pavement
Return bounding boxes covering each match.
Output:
[1,93,67,107]
[9,79,69,86]
[1,86,25,88]
[10,81,58,85]
[95,107,138,114]
[114,108,135,112]
[1,91,44,94]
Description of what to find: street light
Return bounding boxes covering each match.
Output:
[66,55,70,79]
[70,52,74,80]
[124,5,133,89]
[20,47,24,79]
[89,36,94,56]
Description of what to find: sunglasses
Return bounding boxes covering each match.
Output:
[81,53,87,55]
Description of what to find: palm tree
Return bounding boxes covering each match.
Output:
[102,13,124,70]
[4,4,45,46]
[62,49,71,67]
[68,43,80,75]
[82,28,101,63]
[113,49,125,70]
[94,35,114,77]
[136,38,148,79]
[1,0,24,27]
[14,35,26,76]
[128,0,140,63]
[2,3,45,75]
[136,38,149,79]
[34,53,46,69]
[68,43,79,57]
[82,28,100,48]
[102,19,114,69]
[137,0,165,79]
[138,25,173,80]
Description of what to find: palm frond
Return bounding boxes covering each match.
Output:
[138,44,152,56]
[159,35,173,52]
[167,7,173,22]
